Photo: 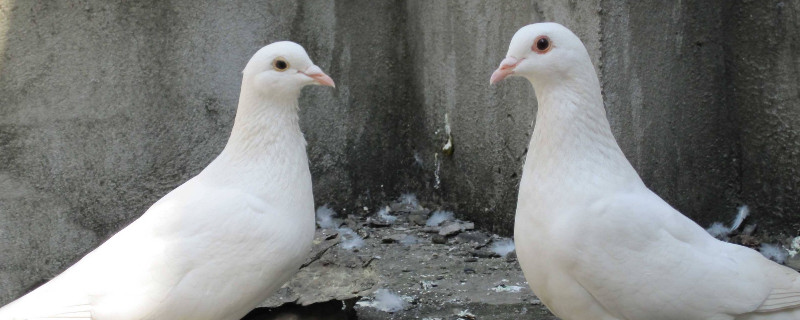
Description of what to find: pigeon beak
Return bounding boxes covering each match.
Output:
[301,65,336,88]
[490,57,521,84]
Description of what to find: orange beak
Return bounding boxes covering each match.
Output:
[302,65,336,88]
[490,57,521,84]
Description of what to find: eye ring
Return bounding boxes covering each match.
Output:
[272,57,290,72]
[532,36,552,54]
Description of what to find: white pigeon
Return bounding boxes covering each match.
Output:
[491,22,800,320]
[0,41,334,320]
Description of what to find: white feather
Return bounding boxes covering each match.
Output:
[761,244,789,264]
[316,204,342,229]
[425,210,454,227]
[730,205,750,232]
[490,238,515,257]
[377,206,397,224]
[337,227,365,250]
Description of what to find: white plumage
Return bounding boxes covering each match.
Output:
[492,22,800,320]
[0,41,334,320]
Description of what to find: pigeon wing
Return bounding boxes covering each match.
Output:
[566,190,798,319]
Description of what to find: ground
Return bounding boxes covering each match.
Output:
[242,196,557,320]
[239,197,799,320]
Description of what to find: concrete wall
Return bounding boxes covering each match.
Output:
[600,0,738,228]
[726,0,800,232]
[1,0,798,304]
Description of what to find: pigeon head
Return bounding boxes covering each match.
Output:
[243,41,335,96]
[490,23,592,87]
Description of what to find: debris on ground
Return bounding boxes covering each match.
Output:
[704,205,800,268]
[256,195,553,319]
[356,289,411,313]
[760,243,789,264]
[256,198,800,319]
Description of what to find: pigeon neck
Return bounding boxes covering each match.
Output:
[221,84,306,163]
[526,73,642,188]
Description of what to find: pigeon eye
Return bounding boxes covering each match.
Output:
[533,36,551,53]
[272,58,290,72]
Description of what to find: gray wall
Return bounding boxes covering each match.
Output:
[1,0,798,304]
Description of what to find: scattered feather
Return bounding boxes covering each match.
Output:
[414,152,424,167]
[316,204,341,229]
[456,309,476,320]
[789,236,800,257]
[398,193,422,210]
[377,206,397,224]
[729,205,749,232]
[706,222,730,239]
[426,210,454,227]
[760,243,788,264]
[706,205,750,239]
[490,238,515,257]
[337,228,365,250]
[356,289,407,312]
[491,284,524,293]
[434,153,442,190]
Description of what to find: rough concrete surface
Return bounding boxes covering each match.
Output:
[0,0,799,308]
[725,0,800,232]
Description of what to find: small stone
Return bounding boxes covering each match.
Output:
[323,231,339,240]
[471,249,501,258]
[408,211,430,225]
[530,299,542,305]
[422,226,441,233]
[464,267,476,274]
[464,257,478,263]
[505,251,518,262]
[439,223,463,236]
[439,221,475,236]
[382,233,408,244]
[432,234,448,244]
[457,231,492,248]
[367,217,391,227]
